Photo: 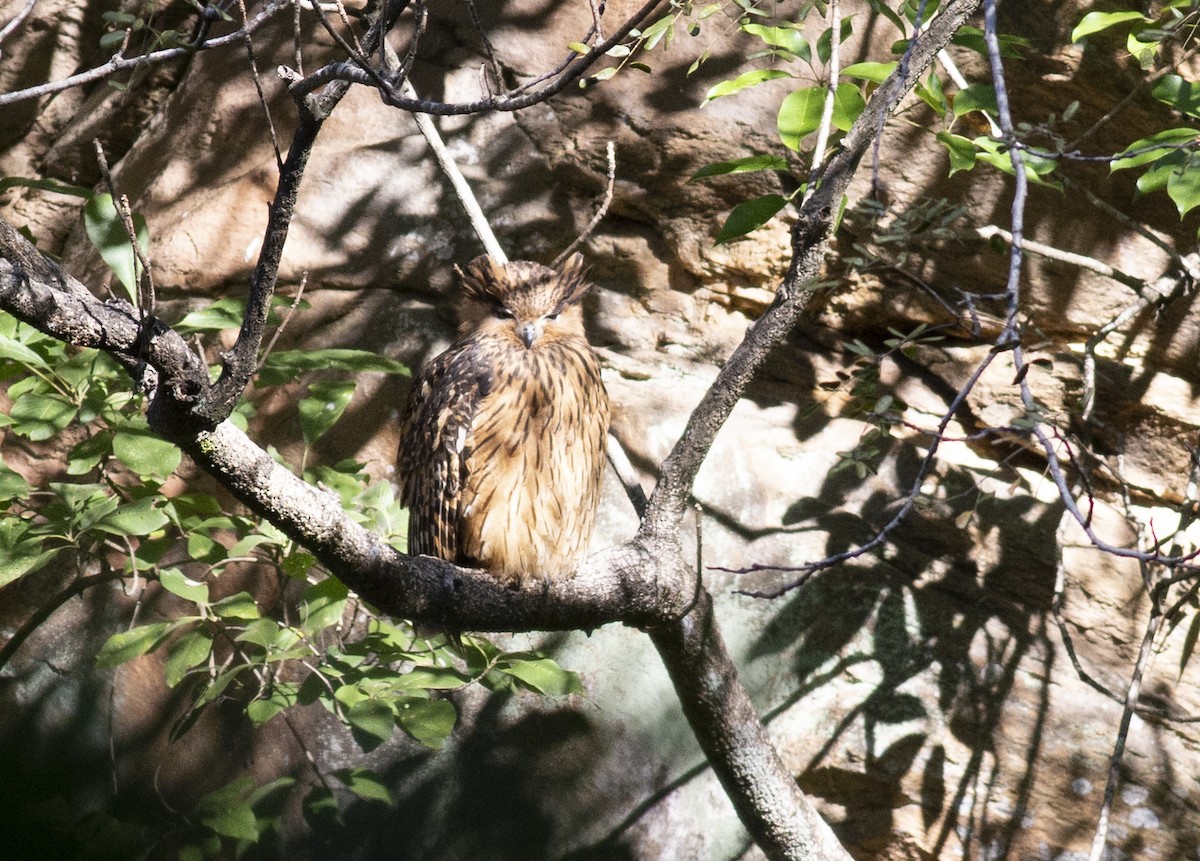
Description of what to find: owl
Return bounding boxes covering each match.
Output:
[397,254,610,583]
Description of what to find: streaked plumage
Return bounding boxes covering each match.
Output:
[397,254,610,583]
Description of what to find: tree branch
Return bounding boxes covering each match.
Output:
[641,0,984,537]
[650,590,851,861]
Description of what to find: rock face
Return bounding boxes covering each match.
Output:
[3,1,1200,860]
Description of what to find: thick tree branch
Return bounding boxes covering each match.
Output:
[641,0,984,537]
[0,217,689,631]
[197,1,410,424]
[651,590,851,861]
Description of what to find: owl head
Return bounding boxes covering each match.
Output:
[455,254,593,349]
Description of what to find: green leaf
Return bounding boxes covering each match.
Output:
[300,577,349,634]
[247,682,299,726]
[347,698,396,751]
[303,787,339,822]
[83,193,149,305]
[1112,128,1198,171]
[333,768,393,804]
[8,392,78,441]
[395,697,457,749]
[0,332,51,369]
[1071,10,1147,42]
[299,379,357,446]
[816,18,855,66]
[1167,159,1200,216]
[174,298,246,333]
[66,431,113,475]
[777,83,865,150]
[841,61,898,83]
[0,460,32,501]
[952,84,998,118]
[715,194,789,244]
[211,591,260,621]
[160,567,210,604]
[704,69,792,102]
[164,628,212,687]
[96,621,176,667]
[0,176,92,199]
[640,13,674,51]
[257,349,409,387]
[111,416,181,480]
[0,520,57,588]
[1152,75,1200,119]
[199,803,259,843]
[690,154,790,182]
[1136,149,1187,195]
[395,666,470,691]
[498,656,584,696]
[741,22,810,60]
[936,132,977,175]
[93,497,169,537]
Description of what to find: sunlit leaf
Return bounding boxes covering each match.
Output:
[1151,75,1200,119]
[936,132,977,175]
[951,84,998,118]
[8,392,77,441]
[715,194,789,244]
[96,621,176,667]
[704,69,792,102]
[1070,10,1146,42]
[333,767,394,805]
[1111,128,1199,172]
[211,591,260,621]
[1167,159,1200,216]
[299,379,357,446]
[111,416,181,480]
[689,154,790,181]
[741,22,810,59]
[347,699,395,751]
[395,697,457,749]
[160,567,210,604]
[300,577,348,634]
[498,656,584,696]
[83,193,149,305]
[164,628,212,687]
[841,61,898,83]
[93,497,170,536]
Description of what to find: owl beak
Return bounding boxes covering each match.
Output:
[517,322,540,348]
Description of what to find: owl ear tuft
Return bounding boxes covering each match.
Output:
[458,255,508,302]
[556,253,592,306]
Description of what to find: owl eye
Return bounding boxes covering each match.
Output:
[493,307,514,320]
[545,312,560,321]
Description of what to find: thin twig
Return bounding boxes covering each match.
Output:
[258,272,308,371]
[0,0,37,54]
[0,1,285,107]
[968,224,1146,292]
[93,140,154,315]
[553,141,617,268]
[237,0,283,172]
[803,0,841,204]
[398,77,508,261]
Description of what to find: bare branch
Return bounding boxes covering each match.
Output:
[0,1,289,108]
[553,140,617,268]
[283,0,667,114]
[641,0,986,538]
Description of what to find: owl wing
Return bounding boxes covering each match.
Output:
[397,342,493,563]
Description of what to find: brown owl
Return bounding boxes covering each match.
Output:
[397,254,610,583]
